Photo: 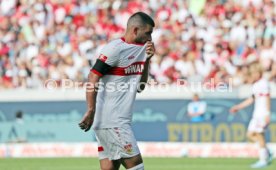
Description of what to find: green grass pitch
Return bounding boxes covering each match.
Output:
[0,157,275,170]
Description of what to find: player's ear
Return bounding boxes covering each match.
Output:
[133,27,139,36]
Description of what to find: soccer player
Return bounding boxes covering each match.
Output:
[187,93,207,123]
[79,12,155,170]
[229,68,273,168]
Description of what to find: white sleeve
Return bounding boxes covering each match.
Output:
[187,102,194,113]
[260,80,270,95]
[97,41,121,67]
[198,102,207,113]
[255,80,270,96]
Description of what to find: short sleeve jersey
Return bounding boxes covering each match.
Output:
[187,101,207,115]
[91,38,147,129]
[252,78,270,118]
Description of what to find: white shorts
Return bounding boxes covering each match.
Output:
[248,118,267,133]
[94,125,140,160]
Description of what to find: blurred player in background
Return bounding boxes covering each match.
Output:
[8,110,27,143]
[230,66,273,168]
[187,93,207,122]
[79,12,155,170]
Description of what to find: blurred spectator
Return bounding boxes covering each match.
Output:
[0,0,275,89]
[187,93,207,122]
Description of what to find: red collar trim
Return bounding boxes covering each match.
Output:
[121,37,145,46]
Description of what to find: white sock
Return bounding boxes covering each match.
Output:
[259,147,268,162]
[127,163,144,170]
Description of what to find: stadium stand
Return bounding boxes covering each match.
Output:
[0,0,275,89]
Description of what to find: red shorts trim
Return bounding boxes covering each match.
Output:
[98,146,104,152]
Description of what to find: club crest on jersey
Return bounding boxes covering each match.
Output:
[124,63,144,75]
[124,144,133,154]
[99,54,108,62]
[128,55,135,60]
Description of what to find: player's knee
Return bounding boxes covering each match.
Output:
[247,132,254,140]
[101,165,112,170]
[121,154,143,169]
[101,165,117,170]
[100,162,118,170]
[126,163,144,170]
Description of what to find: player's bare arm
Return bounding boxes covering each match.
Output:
[188,111,204,117]
[79,72,100,132]
[137,41,155,93]
[229,96,254,113]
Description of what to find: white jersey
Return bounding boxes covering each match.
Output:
[187,101,207,115]
[252,78,270,118]
[91,38,147,129]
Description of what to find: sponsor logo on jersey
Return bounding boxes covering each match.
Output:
[107,62,145,76]
[124,63,144,75]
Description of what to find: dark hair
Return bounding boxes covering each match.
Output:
[127,12,155,28]
[16,110,23,119]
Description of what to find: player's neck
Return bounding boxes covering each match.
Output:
[122,34,134,44]
[254,77,262,83]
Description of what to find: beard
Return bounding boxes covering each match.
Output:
[134,35,147,44]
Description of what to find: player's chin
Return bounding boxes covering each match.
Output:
[135,38,147,44]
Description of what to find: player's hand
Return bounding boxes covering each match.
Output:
[146,41,155,59]
[229,106,239,114]
[79,110,95,132]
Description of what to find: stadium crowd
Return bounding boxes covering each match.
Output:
[0,0,275,89]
